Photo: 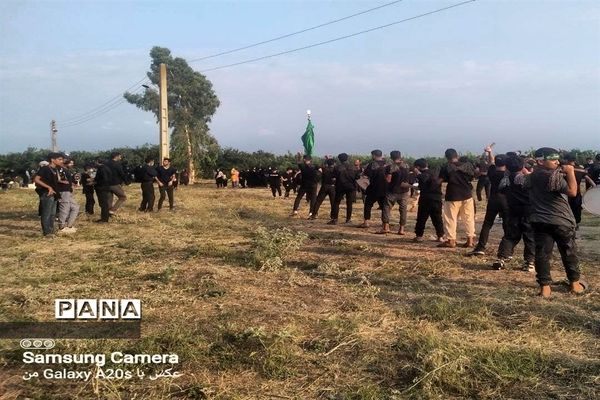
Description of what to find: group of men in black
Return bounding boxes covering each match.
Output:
[283,148,600,298]
[34,152,178,234]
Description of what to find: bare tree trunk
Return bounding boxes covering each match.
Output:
[184,125,196,184]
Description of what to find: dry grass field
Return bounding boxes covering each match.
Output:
[0,184,598,399]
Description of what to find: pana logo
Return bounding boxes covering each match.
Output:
[55,299,141,320]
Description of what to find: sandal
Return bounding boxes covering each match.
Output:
[570,280,588,295]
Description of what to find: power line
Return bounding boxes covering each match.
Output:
[199,0,476,73]
[56,1,405,125]
[60,84,148,128]
[189,0,405,63]
[58,76,149,124]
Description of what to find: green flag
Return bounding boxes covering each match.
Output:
[301,119,315,157]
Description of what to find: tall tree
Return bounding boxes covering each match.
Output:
[124,47,220,182]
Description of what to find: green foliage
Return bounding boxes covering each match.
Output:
[251,226,308,271]
[123,46,220,177]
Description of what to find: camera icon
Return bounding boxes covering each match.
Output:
[20,339,55,349]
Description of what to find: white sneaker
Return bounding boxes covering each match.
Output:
[67,227,77,233]
[60,227,76,234]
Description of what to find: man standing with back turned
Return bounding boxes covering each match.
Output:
[438,148,476,248]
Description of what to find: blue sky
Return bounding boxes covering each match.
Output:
[1,0,599,157]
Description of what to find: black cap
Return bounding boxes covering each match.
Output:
[338,153,348,162]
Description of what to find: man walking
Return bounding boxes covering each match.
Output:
[34,152,63,237]
[310,157,336,220]
[470,148,509,255]
[291,153,319,217]
[104,152,128,214]
[157,157,177,210]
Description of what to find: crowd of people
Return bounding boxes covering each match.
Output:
[279,147,600,298]
[30,147,600,297]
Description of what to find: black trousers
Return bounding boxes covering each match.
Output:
[312,184,335,216]
[363,193,385,220]
[476,175,491,201]
[532,222,580,286]
[475,195,508,250]
[139,182,155,211]
[158,185,174,209]
[83,189,95,214]
[96,187,111,222]
[497,214,535,263]
[293,185,317,212]
[414,199,444,238]
[331,188,356,221]
[568,193,582,225]
[270,184,282,197]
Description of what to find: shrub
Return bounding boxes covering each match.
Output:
[251,227,308,271]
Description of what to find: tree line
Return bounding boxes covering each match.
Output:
[1,145,597,182]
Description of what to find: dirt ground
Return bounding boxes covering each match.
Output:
[0,184,598,399]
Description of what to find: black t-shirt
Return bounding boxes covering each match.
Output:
[105,159,127,185]
[268,172,281,186]
[81,172,95,193]
[488,165,507,198]
[416,168,442,202]
[502,172,530,216]
[386,163,410,194]
[156,166,177,185]
[141,165,158,183]
[35,165,58,196]
[334,162,359,191]
[320,165,335,185]
[364,160,388,196]
[439,161,474,201]
[298,163,318,187]
[526,168,575,228]
[95,164,113,188]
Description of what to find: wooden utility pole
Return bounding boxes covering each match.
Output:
[159,63,169,161]
[50,120,58,152]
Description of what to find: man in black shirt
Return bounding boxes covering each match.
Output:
[34,152,64,237]
[493,155,535,271]
[94,159,113,223]
[156,158,177,210]
[359,150,387,229]
[310,157,336,219]
[379,151,411,234]
[470,150,509,255]
[438,148,476,248]
[282,168,296,197]
[412,159,444,242]
[81,164,96,215]
[291,154,319,217]
[328,153,360,225]
[139,156,158,212]
[268,168,282,197]
[104,152,128,214]
[475,151,492,202]
[525,147,585,298]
